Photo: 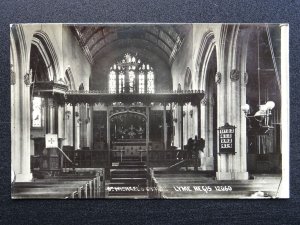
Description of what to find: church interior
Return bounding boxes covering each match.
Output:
[10,23,288,199]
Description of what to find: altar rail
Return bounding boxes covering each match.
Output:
[33,149,188,169]
[63,150,109,168]
[148,150,187,163]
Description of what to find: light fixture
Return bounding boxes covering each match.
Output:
[241,104,250,115]
[241,101,275,133]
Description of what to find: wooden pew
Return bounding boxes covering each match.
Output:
[150,171,281,199]
[12,169,106,199]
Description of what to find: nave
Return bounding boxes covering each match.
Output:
[10,23,288,199]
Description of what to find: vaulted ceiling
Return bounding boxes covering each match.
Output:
[70,24,191,65]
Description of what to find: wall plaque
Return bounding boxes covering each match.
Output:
[218,123,236,154]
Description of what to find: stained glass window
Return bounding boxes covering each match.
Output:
[147,71,154,93]
[109,71,116,93]
[108,53,155,94]
[139,73,145,93]
[32,97,42,127]
[129,71,135,93]
[119,72,125,93]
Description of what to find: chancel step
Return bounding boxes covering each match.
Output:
[107,159,149,198]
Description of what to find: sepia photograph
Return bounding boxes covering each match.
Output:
[10,23,289,199]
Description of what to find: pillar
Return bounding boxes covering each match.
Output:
[75,105,80,150]
[107,106,111,164]
[278,24,289,198]
[79,104,87,148]
[47,98,56,134]
[87,105,93,148]
[197,102,201,138]
[58,105,65,139]
[64,104,73,146]
[180,104,184,150]
[163,103,167,150]
[12,69,32,182]
[200,97,214,171]
[146,106,150,166]
[216,26,248,180]
[72,105,76,149]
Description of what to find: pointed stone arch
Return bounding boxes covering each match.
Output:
[31,31,60,81]
[196,31,217,91]
[184,67,192,90]
[65,66,76,90]
[196,31,218,171]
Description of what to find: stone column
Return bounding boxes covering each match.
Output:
[278,24,289,198]
[180,104,184,150]
[87,105,93,148]
[173,105,179,147]
[163,103,167,150]
[197,101,201,138]
[47,98,56,134]
[72,105,76,149]
[200,96,214,171]
[75,106,80,150]
[57,105,65,139]
[12,71,32,182]
[64,104,73,146]
[216,27,249,180]
[146,106,150,166]
[107,106,111,164]
[79,104,87,148]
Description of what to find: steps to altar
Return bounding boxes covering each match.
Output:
[106,159,149,199]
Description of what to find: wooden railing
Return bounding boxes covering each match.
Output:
[148,150,187,162]
[32,149,188,169]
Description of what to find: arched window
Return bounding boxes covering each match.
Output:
[32,97,42,127]
[109,71,116,93]
[108,53,155,94]
[119,72,125,93]
[129,71,135,93]
[139,72,145,93]
[147,71,154,93]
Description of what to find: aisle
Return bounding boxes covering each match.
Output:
[106,158,149,199]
